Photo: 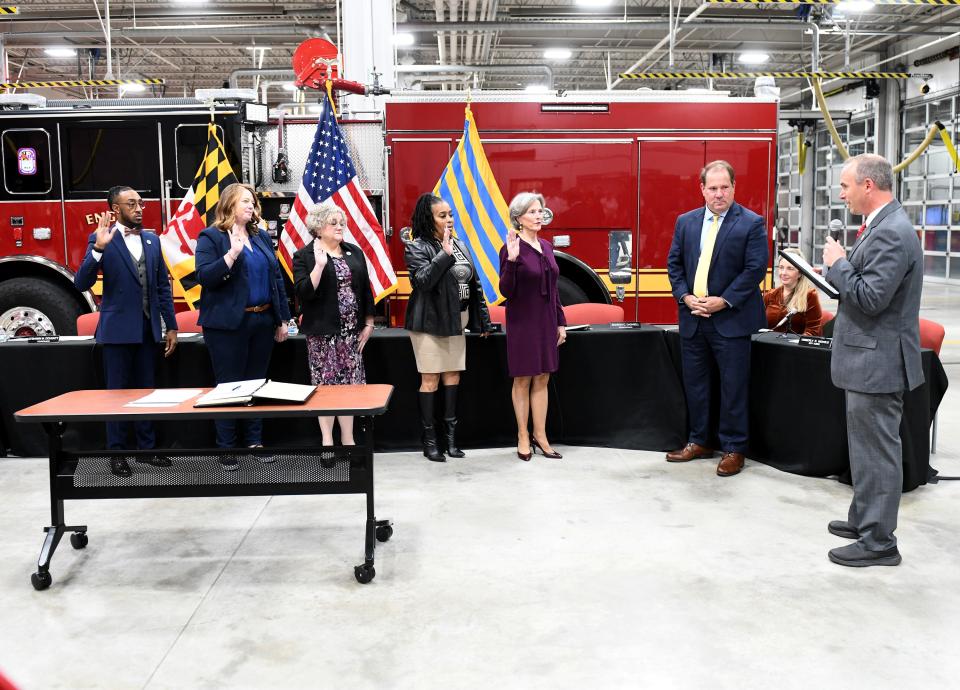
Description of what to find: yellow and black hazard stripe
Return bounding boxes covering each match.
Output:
[0,78,164,89]
[0,7,18,14]
[707,0,960,5]
[619,71,921,80]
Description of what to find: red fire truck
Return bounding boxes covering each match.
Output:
[0,90,777,336]
[383,91,778,325]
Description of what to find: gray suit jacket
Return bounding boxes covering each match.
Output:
[826,200,924,394]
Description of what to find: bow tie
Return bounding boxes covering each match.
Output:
[122,228,140,237]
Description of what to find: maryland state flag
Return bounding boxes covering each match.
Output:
[159,123,238,309]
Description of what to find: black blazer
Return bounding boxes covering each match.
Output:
[403,235,492,336]
[194,226,291,330]
[292,240,375,336]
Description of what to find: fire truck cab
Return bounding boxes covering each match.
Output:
[0,96,250,337]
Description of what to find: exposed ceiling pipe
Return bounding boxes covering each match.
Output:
[228,68,296,89]
[395,18,958,37]
[396,63,554,88]
[4,25,328,40]
[448,0,459,66]
[465,0,478,66]
[434,0,446,70]
[609,3,709,90]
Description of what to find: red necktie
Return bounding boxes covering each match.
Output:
[855,223,867,240]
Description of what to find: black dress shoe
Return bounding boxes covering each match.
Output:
[110,458,132,477]
[136,453,172,467]
[828,542,901,567]
[828,520,858,539]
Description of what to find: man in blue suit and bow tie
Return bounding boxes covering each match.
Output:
[666,160,769,476]
[75,186,179,477]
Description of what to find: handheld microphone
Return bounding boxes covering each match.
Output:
[828,218,844,242]
[773,308,798,330]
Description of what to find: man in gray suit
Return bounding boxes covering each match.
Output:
[822,153,924,567]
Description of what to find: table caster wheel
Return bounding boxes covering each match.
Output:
[31,571,52,591]
[354,564,375,584]
[70,532,89,549]
[375,524,393,543]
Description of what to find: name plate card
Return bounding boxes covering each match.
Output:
[798,336,832,349]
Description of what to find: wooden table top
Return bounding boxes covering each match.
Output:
[15,384,393,422]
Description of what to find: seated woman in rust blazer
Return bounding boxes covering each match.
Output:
[763,248,823,336]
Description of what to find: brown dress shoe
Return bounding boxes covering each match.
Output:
[665,443,714,463]
[717,452,745,476]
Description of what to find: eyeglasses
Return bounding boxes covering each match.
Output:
[119,200,147,209]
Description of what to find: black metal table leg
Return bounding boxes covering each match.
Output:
[354,417,386,584]
[33,422,87,591]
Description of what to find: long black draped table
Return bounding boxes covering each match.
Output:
[0,326,688,458]
[0,328,945,490]
[745,331,948,491]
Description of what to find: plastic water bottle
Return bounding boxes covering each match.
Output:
[287,319,299,336]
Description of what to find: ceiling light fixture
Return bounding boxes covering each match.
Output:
[544,48,572,60]
[576,0,613,7]
[835,0,874,13]
[282,82,298,92]
[738,52,770,65]
[44,47,77,58]
[525,84,550,93]
[393,33,415,46]
[121,83,146,93]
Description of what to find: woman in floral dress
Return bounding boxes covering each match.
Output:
[292,203,375,446]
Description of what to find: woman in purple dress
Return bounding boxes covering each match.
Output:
[499,192,567,461]
[292,203,375,447]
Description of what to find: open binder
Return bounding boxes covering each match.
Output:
[193,379,316,407]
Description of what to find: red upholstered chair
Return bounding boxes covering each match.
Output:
[820,309,835,324]
[76,312,99,336]
[562,302,625,325]
[175,309,202,333]
[919,318,945,355]
[920,318,946,454]
[488,304,506,324]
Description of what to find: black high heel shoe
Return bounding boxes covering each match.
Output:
[517,438,532,461]
[531,438,562,459]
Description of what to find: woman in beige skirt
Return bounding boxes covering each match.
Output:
[404,193,492,462]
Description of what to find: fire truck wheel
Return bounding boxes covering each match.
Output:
[557,276,589,306]
[0,278,83,338]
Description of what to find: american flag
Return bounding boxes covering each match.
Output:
[278,97,397,301]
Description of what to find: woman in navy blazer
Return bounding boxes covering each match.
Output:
[195,183,292,461]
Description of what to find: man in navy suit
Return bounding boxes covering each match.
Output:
[666,160,769,476]
[75,186,179,477]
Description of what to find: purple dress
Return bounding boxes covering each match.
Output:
[306,256,366,386]
[499,238,567,377]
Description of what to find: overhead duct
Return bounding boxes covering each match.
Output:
[395,63,554,89]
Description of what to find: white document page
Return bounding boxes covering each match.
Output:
[126,389,203,407]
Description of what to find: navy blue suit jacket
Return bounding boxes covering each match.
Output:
[666,202,769,339]
[194,226,291,329]
[74,228,177,344]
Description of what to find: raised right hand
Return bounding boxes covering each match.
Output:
[227,231,245,261]
[441,227,453,256]
[505,229,520,261]
[93,212,118,251]
[313,239,328,269]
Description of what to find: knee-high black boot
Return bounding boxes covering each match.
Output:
[419,391,445,462]
[442,384,465,458]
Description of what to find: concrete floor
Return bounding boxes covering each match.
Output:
[1,285,958,690]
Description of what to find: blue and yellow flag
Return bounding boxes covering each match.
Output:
[433,106,510,305]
